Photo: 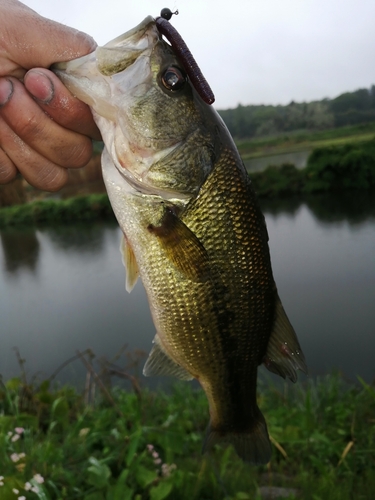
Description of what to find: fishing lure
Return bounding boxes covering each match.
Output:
[155,8,215,105]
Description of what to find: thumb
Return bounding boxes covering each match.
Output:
[1,1,96,75]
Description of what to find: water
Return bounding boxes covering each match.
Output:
[1,193,375,386]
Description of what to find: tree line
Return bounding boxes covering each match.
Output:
[218,85,375,139]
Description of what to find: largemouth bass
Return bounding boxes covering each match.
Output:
[55,15,307,464]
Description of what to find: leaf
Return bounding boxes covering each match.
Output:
[112,469,135,500]
[150,481,173,500]
[126,430,141,467]
[29,480,50,500]
[83,493,105,500]
[135,465,157,488]
[87,456,111,489]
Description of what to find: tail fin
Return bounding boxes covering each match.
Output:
[202,411,272,465]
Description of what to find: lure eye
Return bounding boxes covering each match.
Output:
[161,66,186,92]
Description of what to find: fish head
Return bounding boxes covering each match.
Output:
[54,16,217,200]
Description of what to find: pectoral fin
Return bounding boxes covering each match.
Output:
[147,206,210,282]
[263,296,308,382]
[120,234,139,293]
[143,334,193,381]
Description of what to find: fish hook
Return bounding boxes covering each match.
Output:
[155,8,215,105]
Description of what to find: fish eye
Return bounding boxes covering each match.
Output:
[161,66,186,92]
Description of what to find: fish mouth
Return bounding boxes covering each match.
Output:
[53,16,158,110]
[54,15,157,76]
[96,16,157,77]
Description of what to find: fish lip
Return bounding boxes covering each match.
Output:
[102,15,156,49]
[53,15,158,75]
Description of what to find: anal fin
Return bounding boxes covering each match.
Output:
[143,334,193,381]
[263,295,308,382]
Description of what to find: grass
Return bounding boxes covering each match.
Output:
[0,350,375,500]
[236,123,375,159]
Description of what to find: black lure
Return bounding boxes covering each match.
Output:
[155,8,215,105]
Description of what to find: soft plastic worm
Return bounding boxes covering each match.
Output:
[155,16,215,105]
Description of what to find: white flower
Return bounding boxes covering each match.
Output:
[11,434,20,443]
[14,427,24,435]
[161,463,177,477]
[7,431,13,437]
[0,481,4,487]
[0,477,3,481]
[24,482,32,491]
[31,486,39,493]
[18,497,26,500]
[33,473,44,484]
[10,453,20,462]
[18,453,26,459]
[12,488,19,494]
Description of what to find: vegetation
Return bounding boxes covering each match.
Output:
[0,194,115,228]
[0,356,374,500]
[236,122,375,159]
[249,139,375,198]
[218,85,375,139]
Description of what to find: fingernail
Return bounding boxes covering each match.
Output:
[25,70,54,104]
[0,78,13,107]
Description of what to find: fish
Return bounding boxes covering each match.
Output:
[54,15,307,464]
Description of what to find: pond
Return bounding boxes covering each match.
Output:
[1,192,375,388]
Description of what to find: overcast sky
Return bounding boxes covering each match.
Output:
[24,0,375,109]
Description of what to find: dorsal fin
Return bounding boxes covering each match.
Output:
[263,296,307,382]
[143,334,193,381]
[120,234,139,293]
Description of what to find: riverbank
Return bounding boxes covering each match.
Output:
[248,138,375,198]
[0,193,115,228]
[237,122,375,160]
[1,364,374,500]
[1,135,375,227]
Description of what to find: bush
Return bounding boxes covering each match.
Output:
[305,140,375,192]
[0,194,115,228]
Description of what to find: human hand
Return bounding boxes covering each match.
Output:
[0,0,101,190]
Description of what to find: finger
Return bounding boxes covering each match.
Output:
[0,77,93,169]
[24,68,101,140]
[1,2,96,77]
[0,117,68,191]
[0,144,17,184]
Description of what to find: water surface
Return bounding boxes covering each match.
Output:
[1,193,374,386]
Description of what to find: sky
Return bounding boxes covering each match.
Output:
[24,0,375,109]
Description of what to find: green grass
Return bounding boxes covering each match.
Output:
[0,365,374,500]
[236,123,375,159]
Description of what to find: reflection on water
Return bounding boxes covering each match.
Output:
[1,229,40,274]
[1,196,375,386]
